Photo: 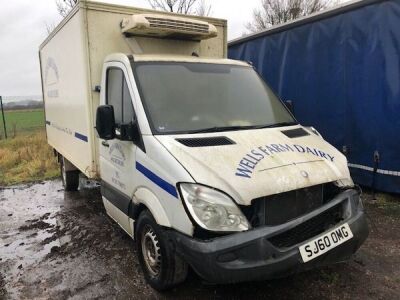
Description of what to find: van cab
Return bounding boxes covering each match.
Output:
[95,53,368,290]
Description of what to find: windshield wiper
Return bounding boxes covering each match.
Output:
[252,121,298,129]
[186,125,252,134]
[182,122,298,134]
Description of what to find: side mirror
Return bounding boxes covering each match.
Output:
[96,105,115,140]
[119,121,145,151]
[118,122,141,142]
[285,100,294,115]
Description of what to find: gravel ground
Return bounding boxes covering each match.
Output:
[0,180,399,299]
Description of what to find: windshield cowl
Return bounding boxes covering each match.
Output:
[177,122,299,135]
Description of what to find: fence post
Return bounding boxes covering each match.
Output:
[0,95,7,139]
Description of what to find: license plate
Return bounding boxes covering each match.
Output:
[299,223,353,263]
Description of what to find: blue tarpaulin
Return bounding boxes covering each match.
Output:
[228,0,400,193]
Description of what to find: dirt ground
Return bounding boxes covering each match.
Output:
[0,180,399,300]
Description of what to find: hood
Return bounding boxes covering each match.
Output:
[156,126,353,205]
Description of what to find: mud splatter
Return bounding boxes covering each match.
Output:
[0,180,399,299]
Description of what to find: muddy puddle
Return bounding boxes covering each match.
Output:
[1,180,399,299]
[0,180,147,299]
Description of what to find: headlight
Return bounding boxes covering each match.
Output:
[179,183,250,232]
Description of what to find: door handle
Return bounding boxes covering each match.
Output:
[101,141,109,147]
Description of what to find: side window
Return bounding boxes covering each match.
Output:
[106,67,135,125]
[106,68,123,124]
[123,79,135,123]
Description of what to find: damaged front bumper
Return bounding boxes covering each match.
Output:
[167,189,369,284]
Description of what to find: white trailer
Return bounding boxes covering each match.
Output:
[40,0,368,291]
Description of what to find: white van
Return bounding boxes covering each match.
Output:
[40,0,369,291]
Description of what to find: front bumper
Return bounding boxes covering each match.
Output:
[168,189,369,284]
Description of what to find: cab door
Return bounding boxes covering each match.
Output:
[99,62,137,234]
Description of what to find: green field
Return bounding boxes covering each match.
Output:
[0,130,59,185]
[0,109,45,137]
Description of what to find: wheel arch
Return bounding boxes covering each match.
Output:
[132,187,172,230]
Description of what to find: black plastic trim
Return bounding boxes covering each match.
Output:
[101,180,132,216]
[167,189,369,284]
[176,136,236,147]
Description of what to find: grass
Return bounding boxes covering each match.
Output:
[375,193,400,218]
[0,109,45,137]
[320,270,340,285]
[0,130,59,186]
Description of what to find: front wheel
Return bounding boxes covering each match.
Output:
[136,210,188,291]
[60,157,79,191]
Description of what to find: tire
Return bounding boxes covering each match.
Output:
[136,210,188,291]
[60,157,80,191]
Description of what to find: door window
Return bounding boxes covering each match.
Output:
[123,79,135,123]
[106,67,135,125]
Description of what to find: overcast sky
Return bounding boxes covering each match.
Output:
[0,0,342,98]
[0,0,263,98]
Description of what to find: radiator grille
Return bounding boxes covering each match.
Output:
[146,17,209,34]
[241,183,341,227]
[268,202,344,248]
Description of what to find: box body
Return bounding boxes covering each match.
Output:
[39,0,227,178]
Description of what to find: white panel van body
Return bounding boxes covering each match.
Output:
[39,0,368,291]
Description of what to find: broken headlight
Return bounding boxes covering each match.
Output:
[179,183,250,232]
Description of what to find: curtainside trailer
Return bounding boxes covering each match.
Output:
[229,0,400,194]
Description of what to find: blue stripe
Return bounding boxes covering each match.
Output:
[45,120,51,125]
[136,162,178,198]
[74,132,88,142]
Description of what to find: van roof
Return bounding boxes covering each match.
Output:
[131,54,249,66]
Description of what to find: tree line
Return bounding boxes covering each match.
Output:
[51,0,336,34]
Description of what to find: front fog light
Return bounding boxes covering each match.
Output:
[179,183,250,232]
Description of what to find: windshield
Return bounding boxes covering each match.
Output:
[134,62,296,134]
